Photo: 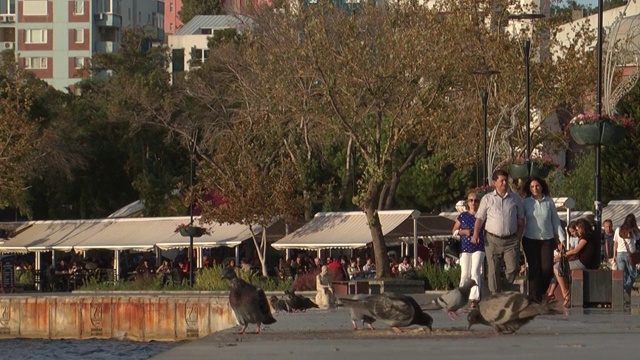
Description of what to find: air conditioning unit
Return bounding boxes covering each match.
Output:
[1,42,14,50]
[0,16,7,23]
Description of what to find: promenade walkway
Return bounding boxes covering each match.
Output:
[152,293,640,360]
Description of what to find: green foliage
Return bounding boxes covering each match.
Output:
[16,269,35,289]
[395,154,474,212]
[79,266,292,292]
[178,0,224,25]
[415,264,461,291]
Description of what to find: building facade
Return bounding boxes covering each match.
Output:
[0,0,164,91]
[164,0,182,35]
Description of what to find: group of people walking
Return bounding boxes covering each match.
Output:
[452,169,634,308]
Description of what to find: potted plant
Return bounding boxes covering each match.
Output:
[174,224,209,238]
[567,113,635,146]
[502,157,529,180]
[529,153,558,178]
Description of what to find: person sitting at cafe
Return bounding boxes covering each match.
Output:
[136,259,155,280]
[55,259,69,273]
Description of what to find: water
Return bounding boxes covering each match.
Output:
[0,338,178,360]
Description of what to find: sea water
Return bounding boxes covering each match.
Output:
[0,338,178,360]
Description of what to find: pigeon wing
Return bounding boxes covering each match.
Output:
[366,293,414,327]
[434,288,464,311]
[480,292,531,325]
[257,288,276,325]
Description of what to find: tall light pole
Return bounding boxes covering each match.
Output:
[509,13,545,166]
[472,69,500,185]
[595,0,604,242]
[188,130,198,287]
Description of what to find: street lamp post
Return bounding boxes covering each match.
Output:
[595,0,604,241]
[188,130,198,287]
[509,13,545,165]
[472,69,500,185]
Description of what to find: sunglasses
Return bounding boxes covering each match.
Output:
[467,199,478,203]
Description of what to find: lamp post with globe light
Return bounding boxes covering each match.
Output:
[508,13,545,169]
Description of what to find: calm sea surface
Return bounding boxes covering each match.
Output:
[0,338,178,360]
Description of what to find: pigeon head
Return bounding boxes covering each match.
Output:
[467,309,486,330]
[415,310,433,331]
[221,267,238,280]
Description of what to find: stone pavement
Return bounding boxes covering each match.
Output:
[151,293,640,360]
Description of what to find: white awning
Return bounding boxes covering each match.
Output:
[0,217,262,253]
[603,200,640,228]
[0,221,106,253]
[272,210,420,250]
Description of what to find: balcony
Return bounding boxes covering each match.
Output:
[0,41,14,50]
[95,41,118,53]
[94,13,122,28]
[0,14,15,24]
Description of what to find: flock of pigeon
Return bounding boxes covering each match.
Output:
[221,267,561,335]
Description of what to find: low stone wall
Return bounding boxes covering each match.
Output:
[333,280,425,295]
[0,292,237,342]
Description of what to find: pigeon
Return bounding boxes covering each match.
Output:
[422,279,476,320]
[340,293,433,332]
[269,295,290,315]
[340,295,377,330]
[221,267,276,334]
[283,289,319,312]
[467,291,562,334]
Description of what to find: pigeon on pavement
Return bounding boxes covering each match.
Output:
[269,295,290,315]
[423,279,476,320]
[221,267,276,334]
[340,293,433,332]
[467,291,562,334]
[283,290,319,312]
[340,295,377,330]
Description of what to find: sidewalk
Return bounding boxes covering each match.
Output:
[151,293,640,360]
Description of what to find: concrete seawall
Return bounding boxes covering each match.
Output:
[0,292,237,342]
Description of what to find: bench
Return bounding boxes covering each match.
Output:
[570,269,624,309]
[333,281,370,295]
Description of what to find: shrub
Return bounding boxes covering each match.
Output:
[80,265,292,292]
[415,264,461,290]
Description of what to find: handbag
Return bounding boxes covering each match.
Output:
[557,250,571,278]
[622,238,640,266]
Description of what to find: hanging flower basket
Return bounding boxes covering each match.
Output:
[175,225,208,238]
[529,162,551,178]
[509,163,529,180]
[568,114,633,146]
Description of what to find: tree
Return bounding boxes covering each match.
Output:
[178,0,224,25]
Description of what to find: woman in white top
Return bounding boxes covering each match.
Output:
[612,213,640,299]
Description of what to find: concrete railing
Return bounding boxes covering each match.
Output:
[0,293,237,341]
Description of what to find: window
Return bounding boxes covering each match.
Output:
[25,29,47,44]
[169,23,173,31]
[73,0,84,15]
[74,29,84,43]
[170,3,174,13]
[25,57,47,69]
[22,0,47,16]
[201,28,213,35]
[74,57,84,69]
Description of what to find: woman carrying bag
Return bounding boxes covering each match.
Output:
[613,214,640,302]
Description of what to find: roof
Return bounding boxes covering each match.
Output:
[272,210,421,250]
[0,217,273,253]
[177,15,253,35]
[603,200,640,228]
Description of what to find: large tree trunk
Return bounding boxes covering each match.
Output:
[337,138,353,208]
[364,179,390,278]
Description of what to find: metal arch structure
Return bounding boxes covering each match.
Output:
[487,98,526,175]
[604,3,640,114]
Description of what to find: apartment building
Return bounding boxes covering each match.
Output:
[0,0,164,91]
[164,0,182,35]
